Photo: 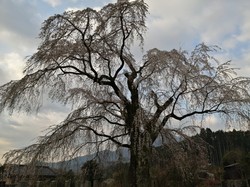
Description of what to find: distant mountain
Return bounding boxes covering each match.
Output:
[49,148,130,172]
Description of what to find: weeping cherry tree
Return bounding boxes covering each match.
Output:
[1,0,250,186]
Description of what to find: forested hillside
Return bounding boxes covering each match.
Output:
[199,128,250,166]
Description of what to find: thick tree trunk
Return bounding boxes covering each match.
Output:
[129,127,152,187]
[129,144,138,187]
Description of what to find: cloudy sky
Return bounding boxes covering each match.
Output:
[0,0,250,163]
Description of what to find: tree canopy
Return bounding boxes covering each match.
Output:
[1,0,250,186]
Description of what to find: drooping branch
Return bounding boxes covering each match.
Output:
[79,125,130,148]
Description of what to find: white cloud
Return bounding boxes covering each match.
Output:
[237,10,250,42]
[202,116,224,131]
[65,6,102,12]
[144,0,200,50]
[222,36,239,49]
[0,29,39,54]
[0,0,41,54]
[0,138,11,147]
[236,50,250,76]
[144,0,250,50]
[0,102,69,163]
[0,52,25,85]
[65,7,82,12]
[43,0,62,7]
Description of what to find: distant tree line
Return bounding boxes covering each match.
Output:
[199,128,250,166]
[94,129,250,186]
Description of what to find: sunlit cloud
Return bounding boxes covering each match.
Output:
[0,52,25,85]
[43,0,61,7]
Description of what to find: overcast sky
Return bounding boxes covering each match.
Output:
[0,0,250,163]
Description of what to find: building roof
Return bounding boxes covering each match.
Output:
[5,164,57,177]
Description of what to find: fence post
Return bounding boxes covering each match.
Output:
[36,181,43,187]
[50,180,57,187]
[17,181,28,187]
[65,179,71,187]
[75,179,84,187]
